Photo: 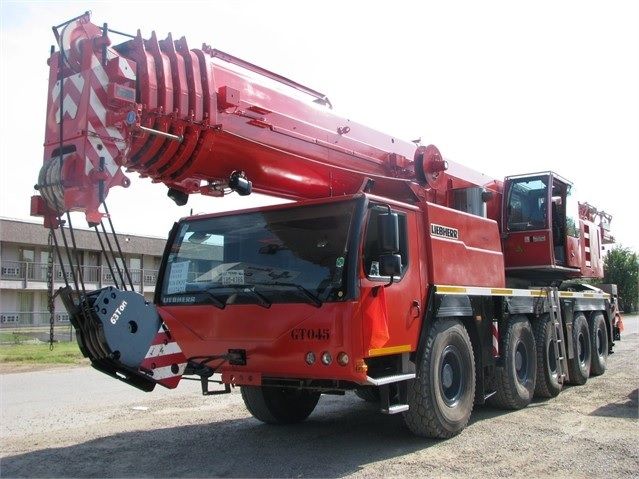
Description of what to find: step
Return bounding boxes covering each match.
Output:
[365,373,416,386]
[383,404,409,414]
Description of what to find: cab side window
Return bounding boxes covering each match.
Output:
[363,207,408,279]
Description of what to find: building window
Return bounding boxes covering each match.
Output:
[17,292,34,325]
[20,248,35,263]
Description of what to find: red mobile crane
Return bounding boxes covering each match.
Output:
[31,12,622,438]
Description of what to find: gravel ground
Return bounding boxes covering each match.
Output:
[1,315,637,478]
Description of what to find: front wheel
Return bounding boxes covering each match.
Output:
[403,318,475,439]
[241,386,320,424]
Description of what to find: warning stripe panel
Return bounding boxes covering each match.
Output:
[144,341,183,359]
[140,351,186,368]
[138,326,187,389]
[434,284,610,300]
[142,362,187,381]
[150,326,181,344]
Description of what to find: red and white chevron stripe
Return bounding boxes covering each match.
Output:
[140,327,187,389]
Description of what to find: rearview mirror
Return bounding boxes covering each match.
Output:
[378,211,399,252]
[379,254,402,277]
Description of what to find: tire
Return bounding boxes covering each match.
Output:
[403,318,475,439]
[489,315,536,409]
[533,314,562,398]
[567,312,591,385]
[588,311,608,376]
[240,386,320,424]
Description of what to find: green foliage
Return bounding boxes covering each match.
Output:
[603,245,638,313]
[0,341,85,364]
[0,332,30,343]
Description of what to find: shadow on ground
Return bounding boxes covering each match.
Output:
[1,394,513,478]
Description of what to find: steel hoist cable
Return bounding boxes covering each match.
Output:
[44,31,135,351]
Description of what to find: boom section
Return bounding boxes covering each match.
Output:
[32,12,505,226]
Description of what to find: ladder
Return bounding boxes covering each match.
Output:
[547,288,569,384]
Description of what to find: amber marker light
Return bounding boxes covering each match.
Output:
[355,359,368,374]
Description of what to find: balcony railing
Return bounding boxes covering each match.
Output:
[1,261,159,289]
[0,310,77,340]
[0,311,69,326]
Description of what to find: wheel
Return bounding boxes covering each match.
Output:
[533,314,563,398]
[403,318,475,439]
[355,386,380,402]
[240,386,320,424]
[588,311,608,376]
[567,312,591,385]
[489,315,536,409]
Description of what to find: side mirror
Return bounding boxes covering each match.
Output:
[378,211,399,253]
[379,254,402,277]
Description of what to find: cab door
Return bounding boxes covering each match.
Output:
[360,204,423,355]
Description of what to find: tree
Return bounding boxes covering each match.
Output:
[603,246,638,313]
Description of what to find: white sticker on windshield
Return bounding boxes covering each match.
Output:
[222,269,245,285]
[167,261,190,294]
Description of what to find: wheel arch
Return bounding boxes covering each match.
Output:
[415,288,474,363]
[415,287,492,403]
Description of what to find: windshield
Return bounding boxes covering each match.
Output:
[506,175,549,231]
[159,200,359,308]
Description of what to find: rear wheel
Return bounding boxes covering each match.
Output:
[241,386,320,424]
[567,312,591,385]
[489,315,536,409]
[588,311,608,376]
[533,314,562,398]
[403,318,475,439]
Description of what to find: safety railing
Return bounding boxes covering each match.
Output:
[1,261,158,288]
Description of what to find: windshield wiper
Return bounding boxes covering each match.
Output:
[205,285,271,309]
[162,292,226,310]
[191,282,321,309]
[201,291,226,310]
[238,286,271,309]
[268,282,323,308]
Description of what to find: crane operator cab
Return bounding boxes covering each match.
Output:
[502,172,591,285]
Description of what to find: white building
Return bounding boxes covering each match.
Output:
[0,218,166,329]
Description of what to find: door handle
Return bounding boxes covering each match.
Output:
[412,300,421,318]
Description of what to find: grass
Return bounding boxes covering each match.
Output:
[0,332,86,365]
[0,331,30,343]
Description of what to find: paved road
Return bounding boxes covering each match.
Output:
[1,315,637,478]
[1,364,205,438]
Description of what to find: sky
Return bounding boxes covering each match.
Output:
[1,0,637,252]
